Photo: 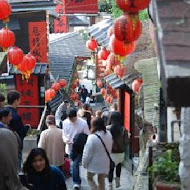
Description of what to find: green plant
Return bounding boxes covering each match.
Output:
[149,149,180,183]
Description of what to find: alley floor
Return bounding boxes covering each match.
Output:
[65,165,134,190]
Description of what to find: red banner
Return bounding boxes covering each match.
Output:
[16,75,39,128]
[64,0,98,14]
[124,92,130,131]
[54,15,67,33]
[96,60,106,79]
[28,22,47,63]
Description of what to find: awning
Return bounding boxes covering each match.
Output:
[9,63,48,75]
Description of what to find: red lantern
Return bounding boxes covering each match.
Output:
[72,82,78,89]
[45,90,51,103]
[97,80,103,88]
[98,47,109,60]
[25,54,36,71]
[113,92,118,99]
[114,65,126,78]
[116,0,150,13]
[104,69,110,76]
[109,97,113,104]
[52,82,61,91]
[106,53,120,71]
[0,28,15,48]
[107,26,114,38]
[49,89,56,99]
[109,35,135,57]
[59,79,67,88]
[114,14,142,43]
[70,93,78,101]
[86,38,98,51]
[101,88,106,95]
[0,0,11,21]
[132,78,143,93]
[8,47,24,66]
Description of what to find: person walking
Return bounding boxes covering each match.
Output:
[82,117,112,190]
[6,90,30,171]
[106,111,129,189]
[0,93,5,108]
[0,108,12,128]
[62,108,89,190]
[81,85,88,103]
[38,115,65,169]
[55,100,70,128]
[0,128,27,190]
[23,148,67,190]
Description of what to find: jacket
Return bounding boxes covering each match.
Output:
[71,133,88,161]
[7,107,29,145]
[82,130,112,174]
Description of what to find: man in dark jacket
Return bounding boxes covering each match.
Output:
[7,90,30,171]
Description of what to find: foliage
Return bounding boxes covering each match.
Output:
[98,0,149,20]
[27,128,39,136]
[149,149,180,183]
[0,83,7,98]
[79,30,89,42]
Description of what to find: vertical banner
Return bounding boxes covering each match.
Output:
[96,60,106,79]
[28,21,48,63]
[54,15,67,33]
[54,2,67,33]
[124,92,130,131]
[16,75,39,128]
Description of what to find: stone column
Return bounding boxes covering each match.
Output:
[179,108,190,190]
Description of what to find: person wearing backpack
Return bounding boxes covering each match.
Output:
[106,111,129,190]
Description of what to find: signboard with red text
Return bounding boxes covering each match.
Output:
[96,60,106,79]
[28,22,48,63]
[16,75,39,128]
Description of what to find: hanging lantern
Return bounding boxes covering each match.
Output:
[8,47,24,66]
[45,90,51,103]
[98,47,109,60]
[59,79,67,88]
[113,92,118,99]
[49,89,56,99]
[114,65,126,78]
[25,54,36,71]
[0,0,11,21]
[72,81,78,89]
[97,79,103,88]
[109,97,113,104]
[86,38,98,51]
[100,88,106,95]
[70,93,78,101]
[104,69,110,76]
[106,53,120,71]
[107,26,114,38]
[114,14,142,43]
[51,82,61,91]
[116,0,150,13]
[0,28,15,49]
[132,78,143,93]
[109,35,135,57]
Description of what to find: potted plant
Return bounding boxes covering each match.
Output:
[149,149,180,190]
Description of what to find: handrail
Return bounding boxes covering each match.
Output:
[37,105,47,131]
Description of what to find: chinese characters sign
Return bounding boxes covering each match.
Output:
[96,60,106,79]
[28,22,47,63]
[124,92,130,131]
[54,15,67,33]
[16,75,39,128]
[64,0,98,14]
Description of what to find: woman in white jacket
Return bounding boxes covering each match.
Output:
[82,117,112,190]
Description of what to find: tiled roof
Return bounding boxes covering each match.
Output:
[68,16,89,27]
[9,63,47,75]
[49,32,90,58]
[87,18,113,49]
[49,56,75,82]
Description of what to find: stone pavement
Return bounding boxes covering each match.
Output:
[65,165,134,190]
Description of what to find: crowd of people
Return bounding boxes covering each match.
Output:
[0,90,129,190]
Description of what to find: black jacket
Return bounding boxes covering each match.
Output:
[71,133,88,161]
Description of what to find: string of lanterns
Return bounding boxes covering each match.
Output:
[0,0,36,80]
[86,0,149,98]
